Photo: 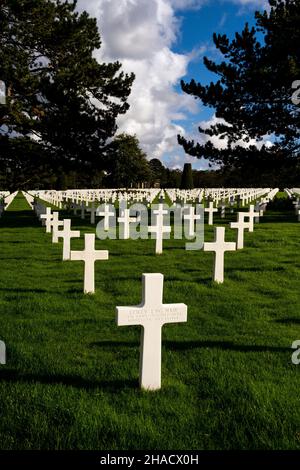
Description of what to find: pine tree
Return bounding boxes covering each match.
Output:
[180,163,194,189]
[0,0,134,188]
[178,0,300,185]
[105,134,150,188]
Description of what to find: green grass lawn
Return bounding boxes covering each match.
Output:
[1,192,300,450]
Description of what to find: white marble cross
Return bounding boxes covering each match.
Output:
[230,213,250,249]
[203,226,236,283]
[51,212,64,243]
[70,233,109,294]
[259,201,267,216]
[183,206,201,237]
[293,198,300,215]
[246,204,259,232]
[0,80,6,105]
[57,219,80,260]
[71,203,77,216]
[205,201,218,225]
[254,201,261,223]
[0,340,6,364]
[40,207,53,233]
[97,204,114,231]
[118,208,137,239]
[219,200,226,219]
[148,204,171,254]
[86,202,97,224]
[80,203,86,220]
[116,273,187,390]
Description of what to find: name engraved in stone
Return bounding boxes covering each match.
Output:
[126,307,183,322]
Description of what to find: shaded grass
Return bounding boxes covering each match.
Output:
[0,192,300,449]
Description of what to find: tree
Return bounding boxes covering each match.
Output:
[180,163,194,189]
[193,169,225,188]
[105,134,150,188]
[0,0,134,189]
[149,158,167,186]
[165,168,181,188]
[178,0,300,186]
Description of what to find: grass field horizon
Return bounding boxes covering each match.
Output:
[0,192,300,450]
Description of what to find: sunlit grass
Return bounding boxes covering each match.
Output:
[0,192,300,450]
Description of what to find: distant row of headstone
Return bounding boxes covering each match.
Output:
[28,187,273,208]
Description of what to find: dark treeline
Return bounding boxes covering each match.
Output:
[9,157,294,190]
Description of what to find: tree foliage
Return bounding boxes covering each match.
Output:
[0,0,134,189]
[178,0,300,185]
[105,133,150,188]
[180,163,194,189]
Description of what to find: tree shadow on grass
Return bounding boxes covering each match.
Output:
[226,266,285,273]
[274,318,300,325]
[0,287,48,294]
[260,213,296,224]
[89,339,288,354]
[163,340,289,353]
[163,246,186,251]
[0,211,39,229]
[66,288,84,294]
[90,340,138,348]
[0,287,83,297]
[0,369,137,391]
[133,252,161,257]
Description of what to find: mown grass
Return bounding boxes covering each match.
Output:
[0,192,300,450]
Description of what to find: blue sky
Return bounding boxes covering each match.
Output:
[76,0,268,170]
[171,1,259,147]
[174,2,258,92]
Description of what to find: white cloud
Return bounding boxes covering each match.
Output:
[76,0,202,164]
[75,0,269,169]
[169,0,207,9]
[196,114,273,150]
[230,0,266,5]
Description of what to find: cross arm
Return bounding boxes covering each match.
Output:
[70,251,86,261]
[161,303,187,325]
[116,306,144,327]
[95,251,109,261]
[203,242,217,252]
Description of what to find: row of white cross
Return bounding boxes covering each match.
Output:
[166,187,273,206]
[30,188,161,208]
[39,201,262,288]
[29,187,279,212]
[203,205,260,283]
[38,206,183,389]
[40,207,108,294]
[36,200,262,390]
